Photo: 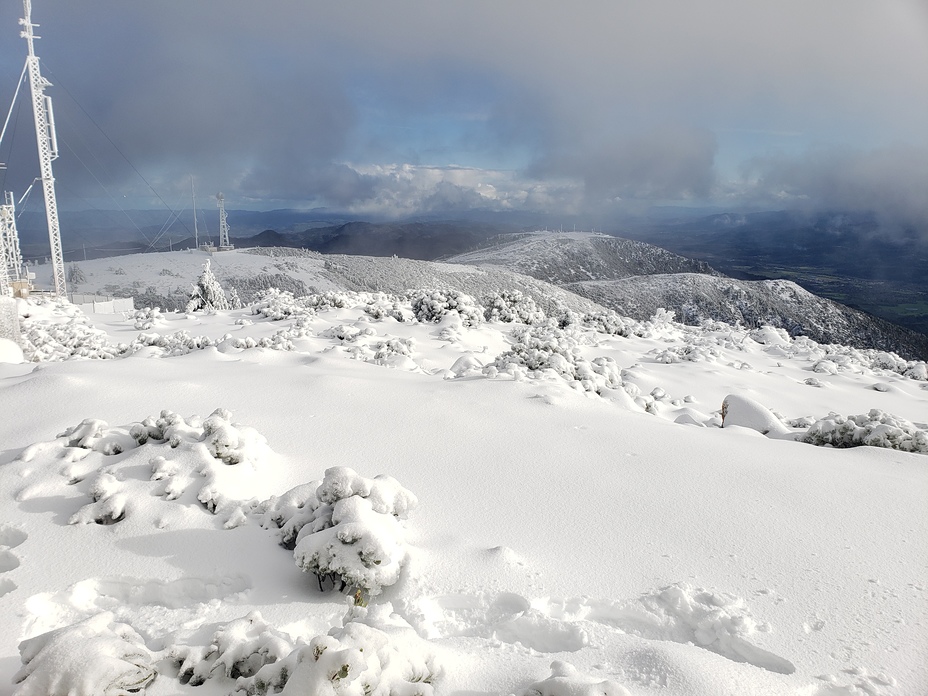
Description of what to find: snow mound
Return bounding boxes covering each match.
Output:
[721,394,793,438]
[518,661,629,696]
[13,612,155,696]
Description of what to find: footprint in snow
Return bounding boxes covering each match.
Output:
[0,525,27,597]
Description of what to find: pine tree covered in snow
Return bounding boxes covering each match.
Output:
[187,260,230,313]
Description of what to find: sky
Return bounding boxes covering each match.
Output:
[1,0,927,228]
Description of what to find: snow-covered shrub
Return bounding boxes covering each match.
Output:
[69,471,128,525]
[577,310,633,337]
[234,607,441,696]
[518,661,628,696]
[292,467,418,597]
[20,309,127,361]
[249,288,313,320]
[170,611,295,686]
[483,290,546,325]
[904,362,928,381]
[12,612,155,696]
[126,306,164,330]
[363,293,413,323]
[257,481,322,549]
[322,324,376,343]
[131,330,215,356]
[800,409,928,454]
[371,337,416,368]
[487,325,621,394]
[409,289,484,327]
[187,259,230,313]
[202,408,271,466]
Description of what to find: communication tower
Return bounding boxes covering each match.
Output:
[19,0,66,295]
[217,193,233,251]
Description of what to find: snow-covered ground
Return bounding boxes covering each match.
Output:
[1,282,927,695]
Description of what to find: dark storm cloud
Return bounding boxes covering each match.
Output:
[1,0,926,218]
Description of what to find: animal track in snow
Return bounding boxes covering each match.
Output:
[0,525,26,597]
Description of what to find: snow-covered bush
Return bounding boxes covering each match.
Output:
[291,467,418,597]
[409,289,484,327]
[518,661,628,696]
[233,607,440,696]
[483,290,546,325]
[257,481,322,549]
[250,288,313,320]
[170,611,294,686]
[363,293,413,323]
[187,259,230,313]
[800,409,928,454]
[126,306,164,330]
[577,310,633,337]
[12,612,155,696]
[20,306,128,361]
[486,325,622,394]
[131,330,215,356]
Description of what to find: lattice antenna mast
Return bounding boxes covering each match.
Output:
[1,192,25,295]
[21,0,66,296]
[217,192,232,249]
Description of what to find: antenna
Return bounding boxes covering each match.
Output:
[216,192,232,250]
[20,0,66,296]
[191,176,198,249]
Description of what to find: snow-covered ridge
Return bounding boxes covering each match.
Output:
[445,231,720,284]
[444,231,928,360]
[567,274,928,361]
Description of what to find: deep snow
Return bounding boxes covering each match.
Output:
[1,275,926,695]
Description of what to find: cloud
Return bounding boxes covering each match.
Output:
[529,126,718,205]
[0,0,925,222]
[738,146,928,229]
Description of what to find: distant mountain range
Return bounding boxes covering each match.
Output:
[17,207,928,358]
[617,209,928,337]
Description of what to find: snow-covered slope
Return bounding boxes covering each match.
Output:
[444,231,928,360]
[566,274,928,360]
[1,287,927,695]
[445,231,720,284]
[51,247,605,317]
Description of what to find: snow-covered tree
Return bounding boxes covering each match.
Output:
[67,264,86,286]
[186,259,230,313]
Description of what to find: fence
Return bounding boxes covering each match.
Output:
[68,294,135,314]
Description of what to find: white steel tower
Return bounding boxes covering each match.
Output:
[217,193,233,250]
[20,0,66,296]
[0,192,26,295]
